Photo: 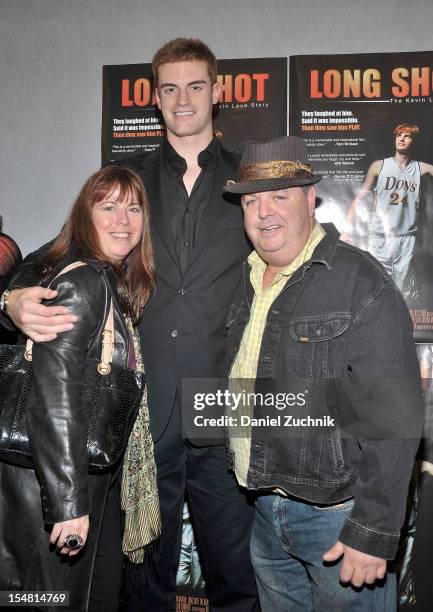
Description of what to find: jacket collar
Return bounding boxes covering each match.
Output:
[308,222,340,268]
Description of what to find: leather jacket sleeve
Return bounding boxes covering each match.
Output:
[26,265,107,524]
[338,283,424,558]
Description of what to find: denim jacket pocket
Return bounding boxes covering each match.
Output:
[288,313,351,380]
[283,313,353,479]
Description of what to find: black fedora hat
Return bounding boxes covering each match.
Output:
[223,136,321,195]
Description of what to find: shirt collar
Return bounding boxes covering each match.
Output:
[162,136,219,175]
[248,222,325,290]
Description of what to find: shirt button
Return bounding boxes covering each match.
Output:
[171,329,178,338]
[184,241,189,246]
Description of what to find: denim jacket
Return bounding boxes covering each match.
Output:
[225,223,423,559]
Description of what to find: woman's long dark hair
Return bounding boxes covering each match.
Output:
[39,165,154,324]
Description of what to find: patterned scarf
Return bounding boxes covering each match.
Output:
[121,319,161,563]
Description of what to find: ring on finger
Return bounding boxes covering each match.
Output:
[64,534,84,550]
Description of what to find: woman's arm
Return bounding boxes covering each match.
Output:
[25,266,107,530]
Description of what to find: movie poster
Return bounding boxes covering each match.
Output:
[102,63,162,162]
[102,57,287,164]
[289,51,433,341]
[213,57,287,150]
[176,501,208,612]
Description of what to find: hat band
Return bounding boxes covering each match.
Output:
[239,160,313,181]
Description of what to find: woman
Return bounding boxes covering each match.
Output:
[0,166,160,611]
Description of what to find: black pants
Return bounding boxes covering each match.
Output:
[26,480,123,612]
[125,405,259,612]
[88,479,123,612]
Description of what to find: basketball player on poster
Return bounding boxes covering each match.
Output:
[347,124,433,299]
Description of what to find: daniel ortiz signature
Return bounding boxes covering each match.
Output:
[193,415,335,428]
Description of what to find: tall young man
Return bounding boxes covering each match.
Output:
[3,39,258,612]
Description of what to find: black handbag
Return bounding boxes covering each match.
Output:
[0,262,145,473]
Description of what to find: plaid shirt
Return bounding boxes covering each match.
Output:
[229,223,325,487]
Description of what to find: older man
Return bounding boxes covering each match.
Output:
[223,136,423,611]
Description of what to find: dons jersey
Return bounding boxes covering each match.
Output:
[369,157,421,236]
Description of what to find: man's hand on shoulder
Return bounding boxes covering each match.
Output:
[323,540,387,587]
[6,287,78,341]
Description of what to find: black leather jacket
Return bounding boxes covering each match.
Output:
[225,224,424,559]
[29,257,132,521]
[0,255,131,610]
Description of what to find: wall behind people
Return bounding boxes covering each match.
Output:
[1,0,433,256]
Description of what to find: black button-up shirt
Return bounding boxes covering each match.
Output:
[162,137,219,272]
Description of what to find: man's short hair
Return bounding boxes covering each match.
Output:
[152,37,218,86]
[394,123,420,138]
